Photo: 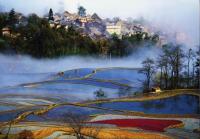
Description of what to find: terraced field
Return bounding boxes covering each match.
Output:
[0,68,199,139]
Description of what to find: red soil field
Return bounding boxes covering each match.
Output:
[91,119,183,132]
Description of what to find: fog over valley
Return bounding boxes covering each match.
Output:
[0,1,199,139]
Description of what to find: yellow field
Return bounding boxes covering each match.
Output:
[32,126,171,139]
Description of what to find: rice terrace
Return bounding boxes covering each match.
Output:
[0,0,200,139]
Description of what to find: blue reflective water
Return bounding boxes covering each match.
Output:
[26,114,47,122]
[0,106,45,122]
[63,79,129,89]
[0,111,24,122]
[56,68,94,80]
[45,105,110,117]
[26,105,118,122]
[0,68,142,104]
[91,95,200,115]
[91,68,144,86]
[0,105,16,112]
[0,81,120,103]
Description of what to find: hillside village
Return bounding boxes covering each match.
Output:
[0,7,190,58]
[46,8,165,43]
[1,7,170,47]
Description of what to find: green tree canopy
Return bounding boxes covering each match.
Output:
[78,6,86,17]
[48,8,54,21]
[8,8,17,28]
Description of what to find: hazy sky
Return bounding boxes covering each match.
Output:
[0,0,199,47]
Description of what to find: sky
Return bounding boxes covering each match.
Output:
[0,0,199,47]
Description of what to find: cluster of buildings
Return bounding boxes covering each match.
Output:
[47,11,155,40]
[47,11,105,38]
[106,21,151,38]
[1,10,173,47]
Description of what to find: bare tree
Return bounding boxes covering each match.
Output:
[192,61,196,87]
[63,112,87,139]
[157,56,163,89]
[2,121,13,139]
[162,44,184,89]
[186,48,195,88]
[157,54,169,89]
[62,112,101,139]
[173,45,184,88]
[139,58,155,92]
[195,47,200,88]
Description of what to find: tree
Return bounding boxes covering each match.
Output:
[8,8,17,28]
[171,45,184,88]
[94,89,107,100]
[62,112,101,139]
[186,48,195,88]
[157,55,164,88]
[62,112,87,139]
[162,44,184,89]
[195,47,200,88]
[152,34,159,43]
[78,6,86,17]
[139,58,155,92]
[191,51,197,87]
[162,56,170,89]
[0,13,8,30]
[48,8,54,21]
[3,121,12,139]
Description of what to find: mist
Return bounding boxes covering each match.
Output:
[0,46,160,87]
[0,47,161,74]
[0,0,199,87]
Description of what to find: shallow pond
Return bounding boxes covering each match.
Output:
[91,95,200,115]
[0,105,16,112]
[56,68,94,80]
[0,111,25,122]
[0,106,43,122]
[26,105,119,122]
[91,68,144,86]
[0,68,142,104]
[0,82,120,103]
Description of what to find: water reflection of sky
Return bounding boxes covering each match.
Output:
[0,82,120,102]
[26,105,119,122]
[0,68,144,104]
[4,68,199,123]
[91,95,200,115]
[0,107,43,122]
[92,69,144,86]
